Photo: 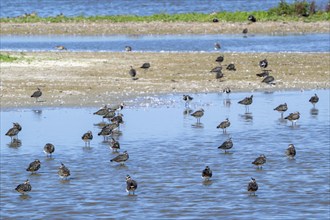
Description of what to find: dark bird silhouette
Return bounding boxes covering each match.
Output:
[26,159,41,173]
[259,59,268,69]
[242,28,248,34]
[210,66,222,73]
[215,56,224,65]
[217,118,230,133]
[262,75,275,84]
[238,95,253,112]
[183,95,193,107]
[215,71,224,80]
[110,151,129,164]
[248,15,256,22]
[126,175,138,195]
[110,138,120,152]
[58,162,70,179]
[252,154,266,169]
[256,70,270,77]
[129,66,137,79]
[140,62,150,70]
[202,166,212,181]
[223,87,231,96]
[274,103,288,118]
[284,111,300,126]
[82,131,93,147]
[44,143,55,157]
[31,88,42,102]
[226,63,236,71]
[15,179,32,194]
[212,18,219,22]
[191,108,204,124]
[285,144,296,159]
[218,138,233,153]
[247,178,258,195]
[309,94,319,107]
[125,46,132,52]
[214,42,221,50]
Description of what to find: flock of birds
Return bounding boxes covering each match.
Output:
[7,53,321,197]
[6,14,322,197]
[184,89,319,195]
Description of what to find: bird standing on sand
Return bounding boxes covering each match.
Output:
[242,28,248,34]
[247,178,258,195]
[126,175,138,195]
[259,59,268,69]
[82,131,93,147]
[217,118,231,133]
[110,151,129,165]
[274,103,288,118]
[252,154,266,169]
[140,62,150,72]
[191,108,204,124]
[262,75,275,84]
[15,179,32,194]
[26,159,41,174]
[238,95,253,112]
[129,66,137,79]
[218,138,233,153]
[215,56,224,65]
[44,143,55,157]
[284,111,300,126]
[58,163,70,179]
[226,63,236,71]
[309,94,319,108]
[285,144,296,159]
[31,88,42,102]
[202,166,213,181]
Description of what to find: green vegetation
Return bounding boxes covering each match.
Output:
[0,1,329,23]
[0,53,18,62]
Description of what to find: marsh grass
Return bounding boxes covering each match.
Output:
[1,1,329,23]
[0,53,18,62]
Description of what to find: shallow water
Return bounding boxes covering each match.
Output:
[1,0,328,18]
[1,90,329,219]
[1,34,330,53]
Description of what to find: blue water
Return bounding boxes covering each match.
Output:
[1,0,329,18]
[1,90,329,219]
[1,33,329,52]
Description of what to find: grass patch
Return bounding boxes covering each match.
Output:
[0,1,329,23]
[0,53,18,62]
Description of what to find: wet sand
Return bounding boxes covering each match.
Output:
[1,21,330,35]
[1,51,329,108]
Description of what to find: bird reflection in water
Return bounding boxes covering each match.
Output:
[240,113,253,122]
[310,108,319,116]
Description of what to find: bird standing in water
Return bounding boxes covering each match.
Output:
[202,166,213,181]
[126,175,138,195]
[284,112,300,126]
[309,94,319,108]
[238,95,253,113]
[82,131,93,147]
[247,178,258,195]
[5,122,22,142]
[58,162,71,179]
[110,151,129,165]
[274,103,288,118]
[26,159,41,174]
[217,118,231,133]
[285,144,296,159]
[218,138,233,153]
[44,143,55,157]
[252,154,266,169]
[191,108,204,124]
[183,95,193,107]
[15,179,32,194]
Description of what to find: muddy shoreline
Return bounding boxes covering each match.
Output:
[1,21,329,35]
[1,51,329,109]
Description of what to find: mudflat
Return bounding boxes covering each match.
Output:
[1,51,329,108]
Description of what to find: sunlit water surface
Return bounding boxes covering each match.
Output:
[1,90,329,219]
[1,34,329,53]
